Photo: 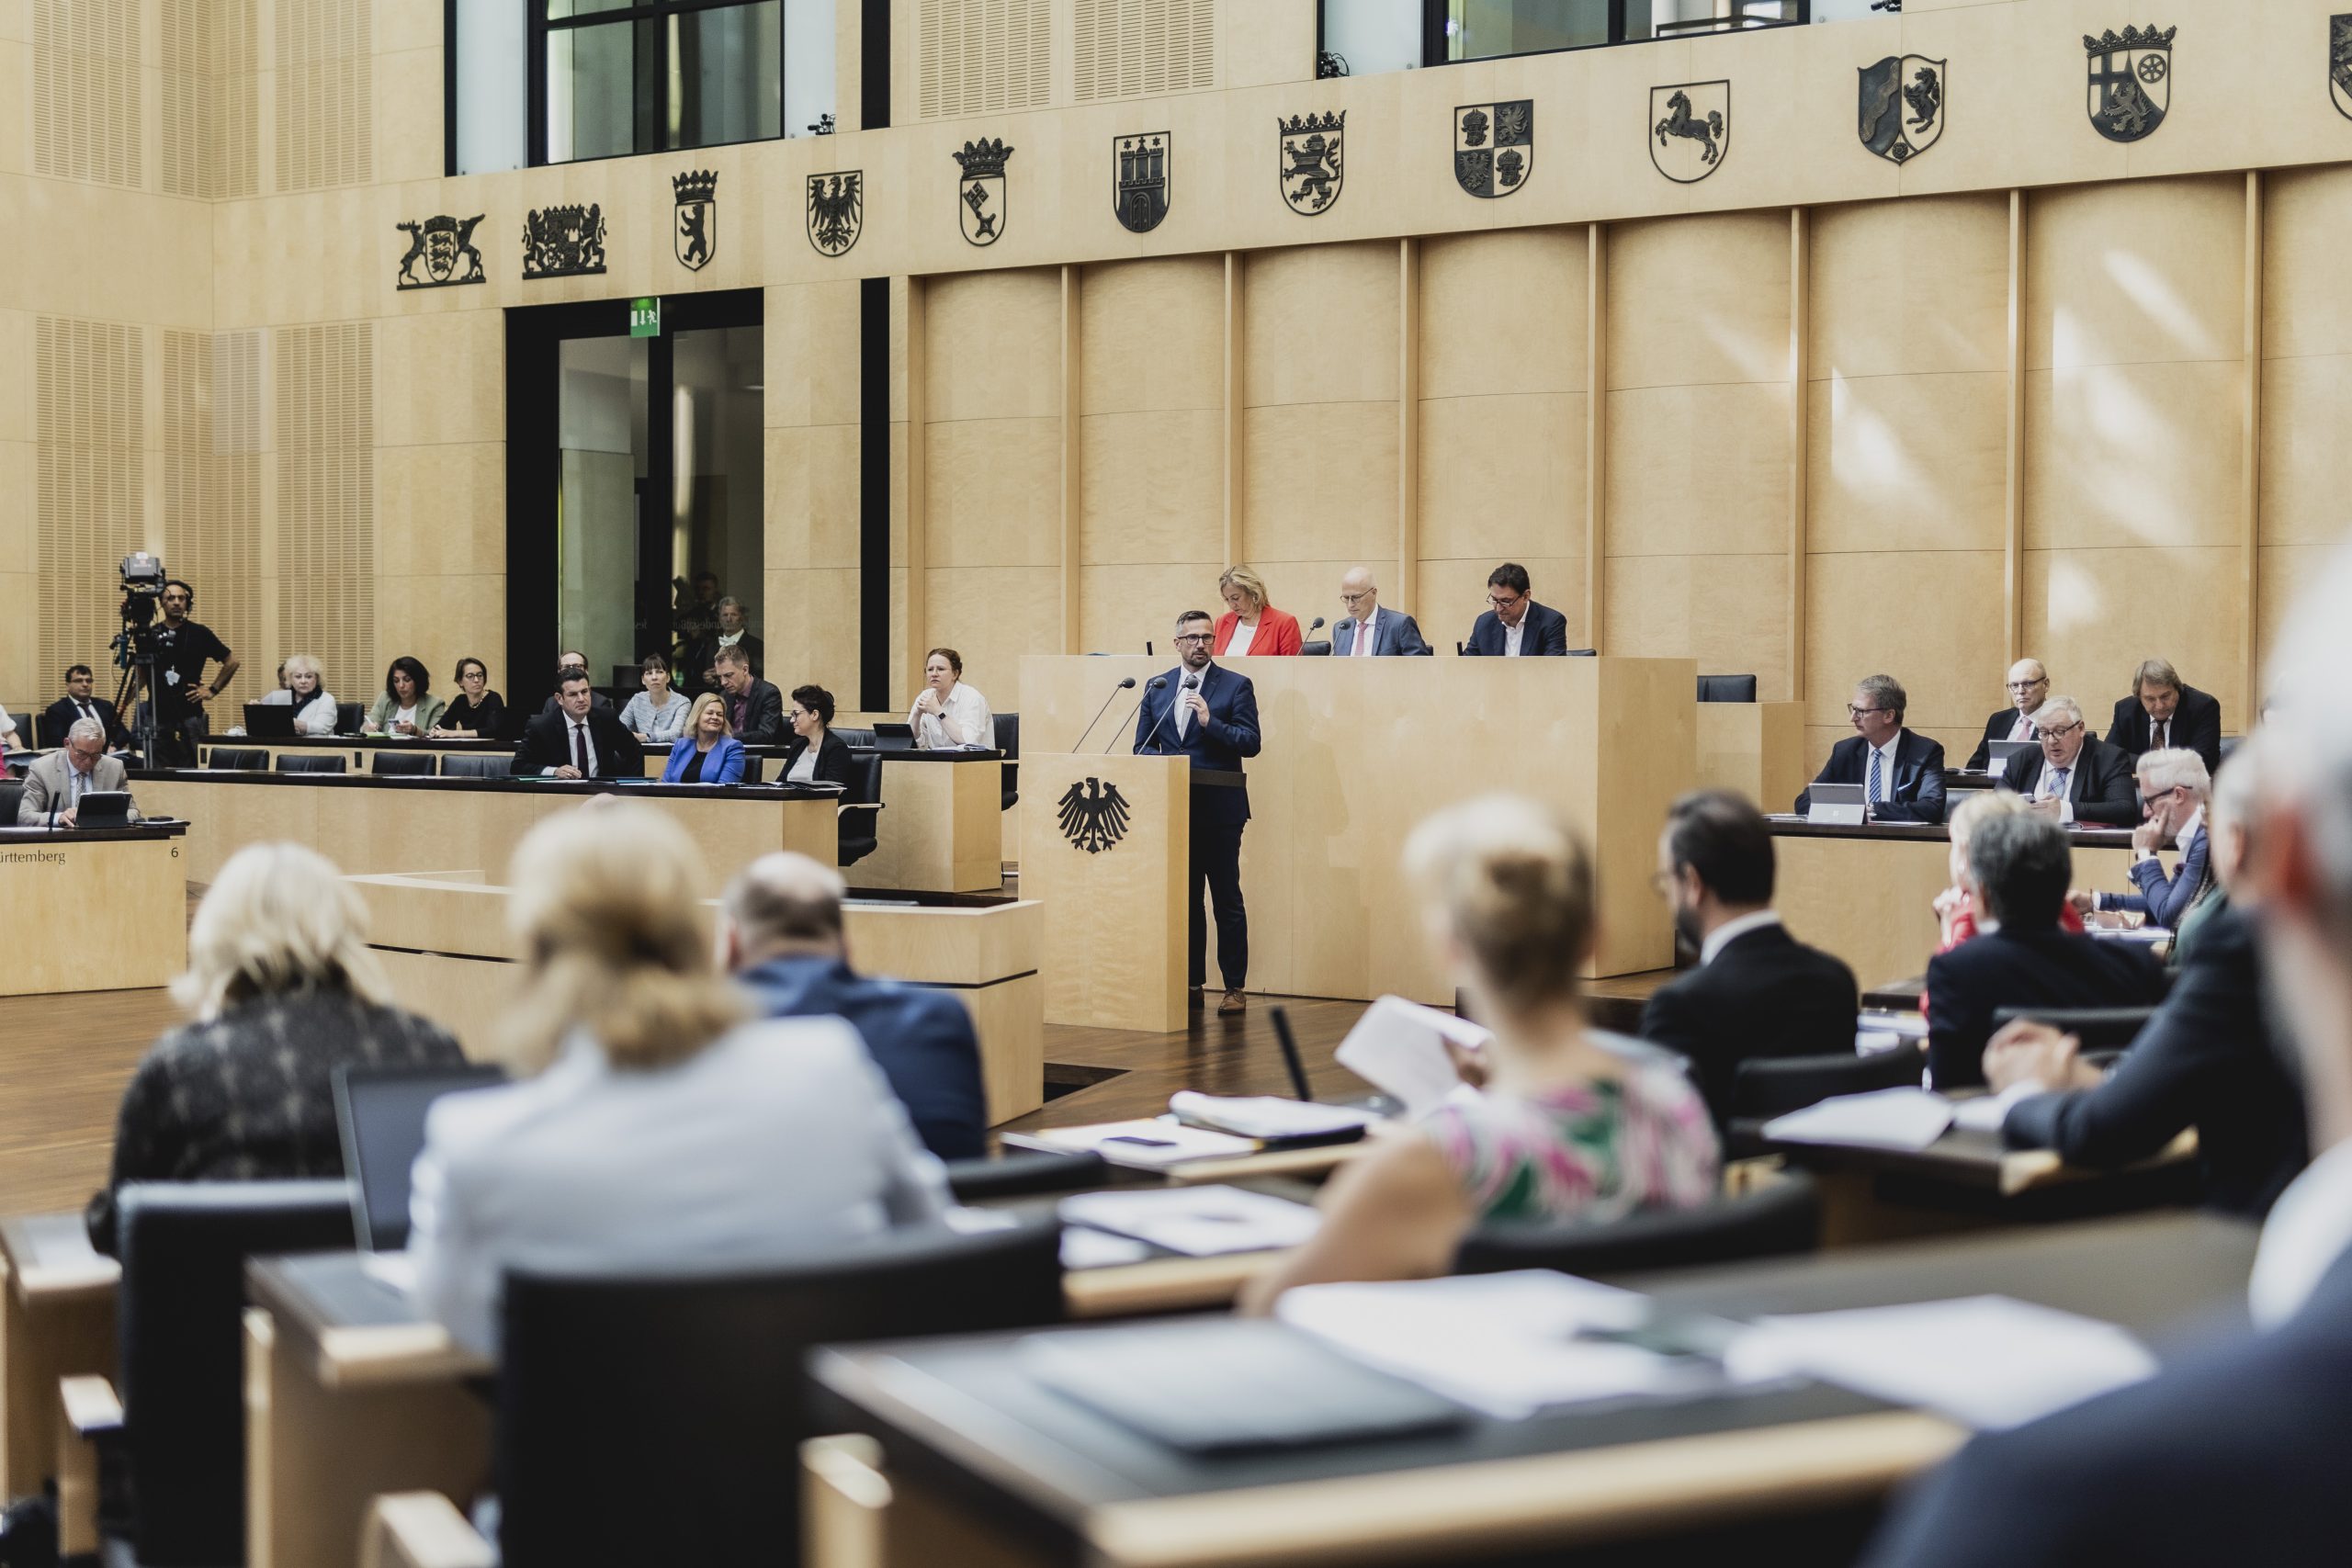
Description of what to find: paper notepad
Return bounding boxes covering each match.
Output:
[1058,1185,1321,1257]
[1168,1092,1374,1141]
[1001,1117,1258,1169]
[1334,996,1495,1118]
[1762,1088,1956,1151]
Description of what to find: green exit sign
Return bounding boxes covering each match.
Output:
[629,297,661,337]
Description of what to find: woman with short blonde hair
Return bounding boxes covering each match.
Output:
[1213,564,1304,657]
[264,651,339,735]
[85,842,465,1252]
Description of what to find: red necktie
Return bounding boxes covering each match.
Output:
[571,722,588,774]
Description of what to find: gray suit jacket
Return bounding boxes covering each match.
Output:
[1331,610,1432,657]
[17,751,135,825]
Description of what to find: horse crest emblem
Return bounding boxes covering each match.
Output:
[2085,25,2174,142]
[807,171,864,256]
[2329,15,2352,120]
[1057,777,1132,854]
[1859,56,1945,163]
[521,204,606,278]
[1114,132,1170,233]
[1650,82,1729,183]
[394,214,485,290]
[1453,100,1533,198]
[953,138,1013,247]
[1278,111,1345,215]
[673,170,716,271]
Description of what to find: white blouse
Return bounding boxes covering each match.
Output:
[786,744,819,784]
[1227,620,1258,656]
[910,682,993,750]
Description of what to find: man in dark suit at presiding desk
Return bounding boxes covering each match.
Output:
[1330,567,1431,656]
[2107,657,2222,775]
[1793,673,1947,823]
[1997,695,2139,826]
[722,851,989,1161]
[1460,562,1570,656]
[1136,609,1261,1017]
[516,670,643,779]
[1641,790,1859,1122]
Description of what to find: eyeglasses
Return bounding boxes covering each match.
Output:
[1847,705,1887,719]
[2038,721,2083,739]
[1339,591,1371,604]
[1173,633,1214,647]
[2139,786,2181,809]
[2007,679,2047,692]
[1486,594,1522,609]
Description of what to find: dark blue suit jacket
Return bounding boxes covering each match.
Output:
[732,953,987,1161]
[1863,1246,2352,1568]
[1794,730,1948,824]
[1462,600,1570,656]
[1133,661,1260,828]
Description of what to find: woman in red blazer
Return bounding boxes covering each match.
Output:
[1212,564,1303,657]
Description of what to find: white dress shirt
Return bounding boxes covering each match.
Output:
[911,682,992,750]
[543,716,598,777]
[1170,661,1216,740]
[1862,734,1902,807]
[2037,753,2079,823]
[2250,1134,2352,1329]
[1351,609,1378,656]
[786,744,819,784]
[1700,908,1782,966]
[406,1020,949,1355]
[1502,616,1526,656]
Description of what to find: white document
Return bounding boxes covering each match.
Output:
[1334,996,1496,1118]
[361,1251,419,1293]
[1002,1117,1259,1169]
[1277,1269,1715,1420]
[1762,1088,1956,1151]
[1058,1185,1321,1258]
[1168,1091,1375,1140]
[1950,1082,2040,1134]
[1058,1227,1152,1270]
[1725,1295,2158,1430]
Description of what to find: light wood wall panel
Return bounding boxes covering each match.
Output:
[1076,254,1224,653]
[767,277,865,702]
[1605,212,1791,694]
[1803,193,2009,771]
[2259,164,2352,671]
[922,267,1063,701]
[1239,243,1397,625]
[1417,227,1588,647]
[2023,175,2245,726]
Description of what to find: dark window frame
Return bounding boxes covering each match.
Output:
[1314,0,1811,73]
[526,0,790,168]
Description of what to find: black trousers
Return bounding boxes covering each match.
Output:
[1190,818,1247,991]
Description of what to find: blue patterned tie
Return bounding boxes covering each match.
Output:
[1868,748,1883,806]
[2049,766,2069,804]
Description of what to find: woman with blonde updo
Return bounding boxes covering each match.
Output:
[1243,795,1719,1309]
[1212,564,1304,658]
[406,803,947,1353]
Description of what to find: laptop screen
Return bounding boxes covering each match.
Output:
[333,1062,508,1249]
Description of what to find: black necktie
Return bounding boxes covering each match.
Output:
[571,722,588,774]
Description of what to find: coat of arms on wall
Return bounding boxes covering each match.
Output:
[1650,82,1730,182]
[2330,15,2352,119]
[2086,25,2174,142]
[954,138,1013,247]
[808,171,865,256]
[1114,132,1170,233]
[1453,101,1533,197]
[1279,111,1345,214]
[394,214,486,289]
[673,170,717,271]
[1859,56,1945,163]
[1057,777,1131,853]
[522,204,607,278]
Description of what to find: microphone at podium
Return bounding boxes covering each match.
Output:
[1071,675,1137,751]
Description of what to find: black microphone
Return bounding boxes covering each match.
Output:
[1306,616,1326,634]
[1131,675,1181,754]
[1070,675,1137,751]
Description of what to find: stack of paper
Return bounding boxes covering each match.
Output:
[1168,1092,1374,1140]
[1762,1088,1956,1151]
[1334,996,1496,1118]
[1002,1117,1258,1169]
[1059,1185,1321,1258]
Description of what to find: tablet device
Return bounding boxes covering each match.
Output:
[73,791,133,829]
[871,722,917,751]
[333,1062,509,1249]
[1986,739,2033,770]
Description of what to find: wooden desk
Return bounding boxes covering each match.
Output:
[805,1213,2256,1568]
[0,1215,119,1498]
[0,823,190,996]
[130,771,837,891]
[1771,821,2143,989]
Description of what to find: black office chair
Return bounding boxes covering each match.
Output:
[491,1219,1063,1568]
[274,753,346,774]
[1696,674,1758,703]
[1300,639,1332,657]
[739,754,764,784]
[1990,1006,2156,1054]
[1453,1171,1820,1279]
[205,747,266,771]
[838,753,885,868]
[1567,648,1598,657]
[832,727,876,749]
[943,1149,1108,1201]
[334,701,365,735]
[79,1182,356,1567]
[440,753,514,779]
[1730,1049,1924,1122]
[368,750,437,776]
[0,781,23,823]
[994,712,1020,811]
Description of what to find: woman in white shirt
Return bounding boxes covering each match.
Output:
[260,652,340,735]
[617,653,692,746]
[405,802,946,1354]
[909,648,992,750]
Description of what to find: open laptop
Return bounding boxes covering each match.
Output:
[1985,738,2033,771]
[333,1062,508,1249]
[243,701,297,739]
[870,722,918,751]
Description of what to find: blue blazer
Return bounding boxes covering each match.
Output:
[1133,661,1261,828]
[2107,823,2211,930]
[732,954,987,1161]
[661,734,745,784]
[1462,600,1570,656]
[1795,729,1948,824]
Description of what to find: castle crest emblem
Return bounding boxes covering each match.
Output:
[1114,132,1170,233]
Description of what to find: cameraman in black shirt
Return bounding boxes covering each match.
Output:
[122,579,241,766]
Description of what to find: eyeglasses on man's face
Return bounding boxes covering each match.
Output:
[2038,721,2083,741]
[1173,633,1214,647]
[2007,678,2047,692]
[1487,593,1523,610]
[1847,705,1888,720]
[1340,591,1372,605]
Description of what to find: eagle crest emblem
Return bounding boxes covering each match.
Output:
[807,171,864,257]
[1057,778,1133,854]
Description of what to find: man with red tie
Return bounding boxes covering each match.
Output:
[515,670,642,780]
[1964,657,2051,771]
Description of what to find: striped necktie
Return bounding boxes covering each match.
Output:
[1867,748,1883,805]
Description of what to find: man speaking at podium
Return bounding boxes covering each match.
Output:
[1136,609,1261,1017]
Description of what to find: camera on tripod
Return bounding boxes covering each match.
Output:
[119,551,165,628]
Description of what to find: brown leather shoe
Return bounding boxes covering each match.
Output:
[1217,988,1247,1017]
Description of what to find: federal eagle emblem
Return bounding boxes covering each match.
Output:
[394,214,485,290]
[1057,777,1132,854]
[808,171,864,256]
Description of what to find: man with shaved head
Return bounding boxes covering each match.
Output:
[721,852,987,1160]
[1330,567,1431,657]
[1966,656,2052,771]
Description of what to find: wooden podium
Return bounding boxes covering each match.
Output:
[1021,752,1192,1033]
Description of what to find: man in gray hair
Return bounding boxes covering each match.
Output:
[2075,747,2215,931]
[1997,694,2139,826]
[1794,672,1948,823]
[17,718,136,827]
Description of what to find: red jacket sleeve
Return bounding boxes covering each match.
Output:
[1212,610,1238,656]
[1262,609,1303,656]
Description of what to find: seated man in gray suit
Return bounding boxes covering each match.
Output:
[17,718,139,827]
[1330,567,1431,657]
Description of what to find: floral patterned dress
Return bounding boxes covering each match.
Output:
[1419,1066,1721,1223]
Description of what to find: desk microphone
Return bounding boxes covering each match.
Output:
[1132,675,1183,754]
[1070,675,1137,751]
[1306,616,1326,635]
